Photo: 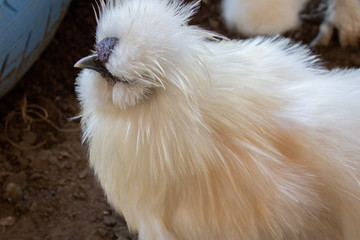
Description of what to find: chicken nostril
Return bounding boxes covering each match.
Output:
[96,37,119,63]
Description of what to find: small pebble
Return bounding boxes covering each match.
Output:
[7,171,27,188]
[0,216,15,227]
[29,173,43,180]
[6,182,23,202]
[78,192,87,200]
[78,168,88,179]
[48,155,59,165]
[66,211,77,219]
[58,151,71,159]
[30,202,38,212]
[63,161,72,170]
[97,228,107,238]
[102,210,111,216]
[58,179,65,186]
[103,216,117,227]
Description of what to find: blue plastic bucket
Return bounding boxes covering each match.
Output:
[0,0,72,98]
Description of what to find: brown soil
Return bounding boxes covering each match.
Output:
[0,0,359,239]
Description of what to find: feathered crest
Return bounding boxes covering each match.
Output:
[92,0,201,25]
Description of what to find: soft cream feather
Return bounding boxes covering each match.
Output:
[76,0,360,239]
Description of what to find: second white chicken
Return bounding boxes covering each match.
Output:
[222,0,360,47]
[222,0,308,36]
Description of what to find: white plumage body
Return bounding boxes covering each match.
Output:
[221,0,308,35]
[76,0,360,239]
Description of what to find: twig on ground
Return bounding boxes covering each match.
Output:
[5,95,79,151]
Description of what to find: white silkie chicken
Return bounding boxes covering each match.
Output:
[313,0,360,47]
[222,0,308,36]
[222,0,360,47]
[75,0,360,239]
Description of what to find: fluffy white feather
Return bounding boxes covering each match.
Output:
[221,0,308,35]
[76,0,360,239]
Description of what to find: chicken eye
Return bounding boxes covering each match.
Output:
[96,37,120,63]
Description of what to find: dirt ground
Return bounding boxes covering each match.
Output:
[1,0,360,239]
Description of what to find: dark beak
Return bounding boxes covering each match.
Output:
[74,54,108,74]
